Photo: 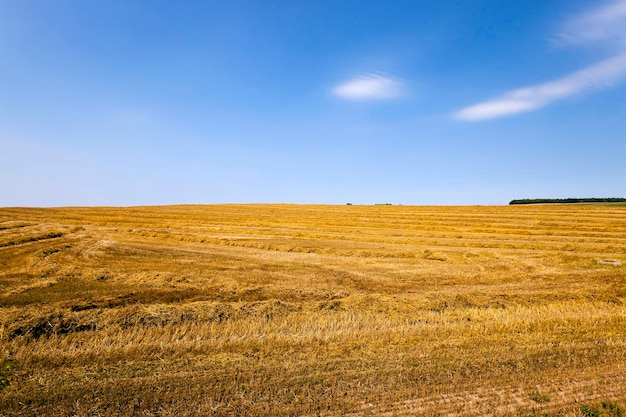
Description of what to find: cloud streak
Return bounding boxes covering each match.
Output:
[456,0,626,121]
[559,0,626,46]
[333,74,402,100]
[456,53,626,121]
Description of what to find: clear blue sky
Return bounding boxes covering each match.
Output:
[2,0,626,206]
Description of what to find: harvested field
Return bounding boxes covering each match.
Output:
[0,204,625,416]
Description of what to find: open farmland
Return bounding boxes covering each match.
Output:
[1,204,625,416]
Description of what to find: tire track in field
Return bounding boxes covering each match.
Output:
[347,370,626,416]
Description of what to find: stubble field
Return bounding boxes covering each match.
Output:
[0,204,625,416]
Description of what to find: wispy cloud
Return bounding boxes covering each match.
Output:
[333,74,403,100]
[455,0,626,121]
[456,53,626,121]
[558,0,626,46]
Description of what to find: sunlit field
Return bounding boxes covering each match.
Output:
[1,204,625,416]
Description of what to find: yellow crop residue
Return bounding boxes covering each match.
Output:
[1,204,625,416]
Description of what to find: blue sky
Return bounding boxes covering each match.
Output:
[2,0,626,206]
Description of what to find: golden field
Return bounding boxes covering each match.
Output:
[0,204,625,416]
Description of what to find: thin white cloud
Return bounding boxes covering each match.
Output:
[456,53,626,121]
[456,0,626,121]
[559,0,626,47]
[333,74,402,100]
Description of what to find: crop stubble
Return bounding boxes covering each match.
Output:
[0,204,625,416]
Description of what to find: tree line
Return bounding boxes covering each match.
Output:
[509,198,626,205]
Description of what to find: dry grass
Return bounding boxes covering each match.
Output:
[0,204,625,416]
